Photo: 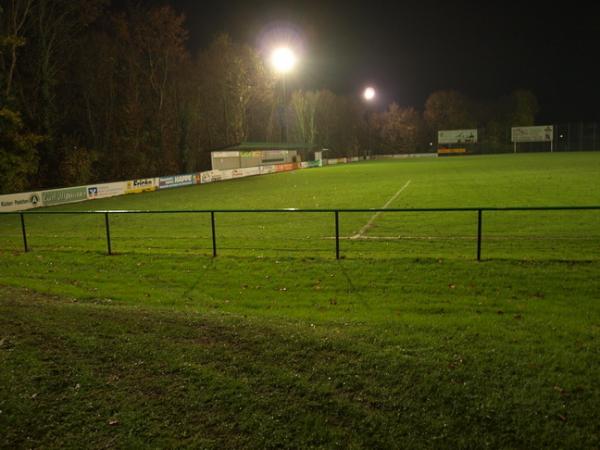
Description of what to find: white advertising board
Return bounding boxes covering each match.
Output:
[438,129,478,144]
[260,165,277,175]
[511,125,553,142]
[42,186,88,206]
[87,182,127,200]
[212,151,239,158]
[373,153,438,159]
[199,170,221,184]
[0,191,43,212]
[241,167,260,177]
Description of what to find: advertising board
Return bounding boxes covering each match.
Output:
[126,178,157,194]
[0,191,43,212]
[199,170,221,184]
[373,153,437,159]
[87,182,127,200]
[231,168,245,179]
[212,151,239,158]
[511,125,554,142]
[438,129,478,144]
[158,174,194,189]
[240,151,262,158]
[326,158,348,165]
[275,163,296,172]
[259,165,277,175]
[241,167,260,177]
[42,186,88,206]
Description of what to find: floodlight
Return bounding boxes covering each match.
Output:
[271,47,297,74]
[363,87,376,101]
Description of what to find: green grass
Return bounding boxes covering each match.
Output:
[1,153,600,448]
[1,152,599,260]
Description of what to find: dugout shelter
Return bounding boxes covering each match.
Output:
[210,142,316,170]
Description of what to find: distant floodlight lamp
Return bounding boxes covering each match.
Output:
[271,47,296,73]
[363,86,376,101]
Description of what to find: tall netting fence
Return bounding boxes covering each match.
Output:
[473,122,600,154]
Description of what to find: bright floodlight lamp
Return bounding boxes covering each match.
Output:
[271,47,297,74]
[363,86,376,101]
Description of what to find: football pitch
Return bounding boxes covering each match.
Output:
[1,152,600,260]
[1,152,599,448]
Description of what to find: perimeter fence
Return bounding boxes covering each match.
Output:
[1,206,600,261]
[447,122,599,155]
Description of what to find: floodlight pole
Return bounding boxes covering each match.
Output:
[270,47,296,144]
[366,112,371,160]
[362,87,376,160]
[282,74,288,143]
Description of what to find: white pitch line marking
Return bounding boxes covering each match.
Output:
[350,180,411,239]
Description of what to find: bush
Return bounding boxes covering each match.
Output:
[0,108,42,193]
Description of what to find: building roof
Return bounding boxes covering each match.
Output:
[214,142,316,152]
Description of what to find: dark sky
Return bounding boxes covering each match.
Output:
[144,0,599,123]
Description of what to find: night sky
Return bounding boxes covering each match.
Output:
[142,0,600,123]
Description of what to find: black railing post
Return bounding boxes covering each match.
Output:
[211,211,217,257]
[20,213,28,252]
[477,209,482,261]
[335,210,340,260]
[105,212,112,255]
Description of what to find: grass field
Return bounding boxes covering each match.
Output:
[1,152,600,448]
[2,152,600,260]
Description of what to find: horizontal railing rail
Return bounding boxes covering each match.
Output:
[3,205,600,214]
[1,206,599,260]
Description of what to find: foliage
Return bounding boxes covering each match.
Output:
[0,2,542,191]
[507,89,539,126]
[424,89,476,130]
[375,103,421,153]
[57,137,97,186]
[195,34,273,150]
[289,90,319,145]
[0,107,41,193]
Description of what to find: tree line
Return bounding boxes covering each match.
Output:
[0,1,539,194]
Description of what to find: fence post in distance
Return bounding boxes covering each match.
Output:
[20,213,28,252]
[477,209,482,261]
[335,210,340,260]
[211,211,217,257]
[104,212,112,255]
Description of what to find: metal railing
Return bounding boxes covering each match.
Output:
[2,206,600,260]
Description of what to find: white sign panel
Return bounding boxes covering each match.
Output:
[212,151,239,158]
[438,129,478,144]
[511,125,554,142]
[87,182,127,200]
[259,165,277,175]
[0,191,43,212]
[199,170,221,184]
